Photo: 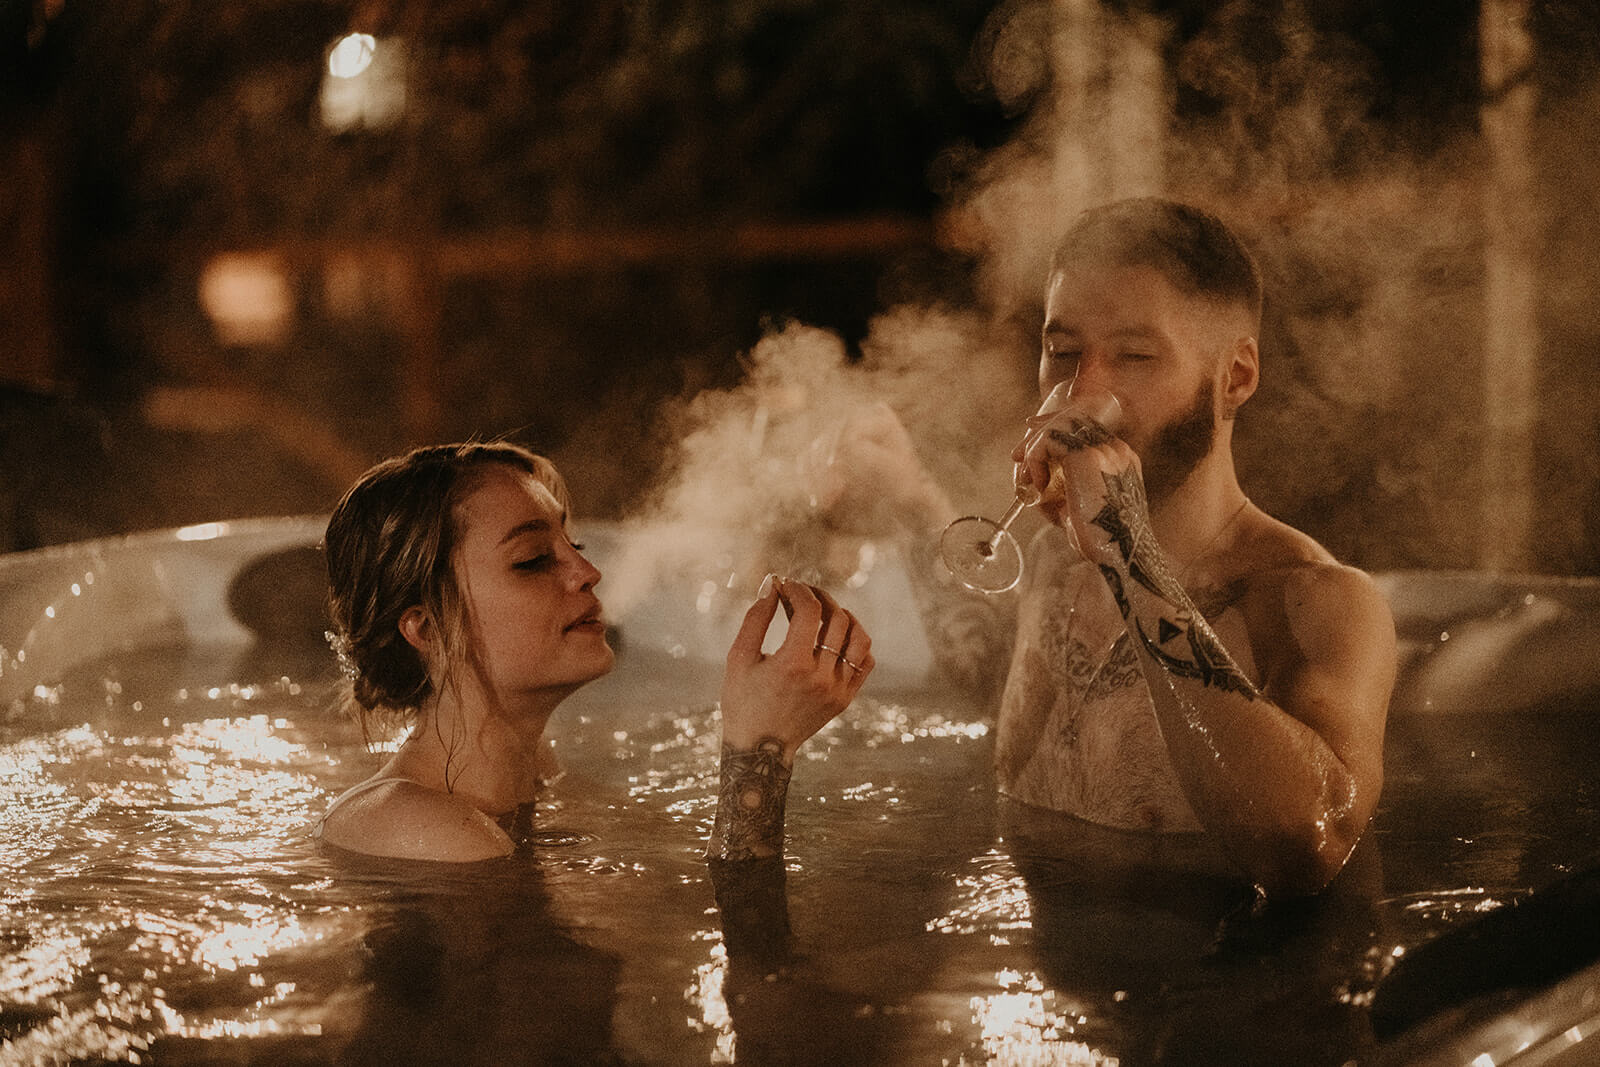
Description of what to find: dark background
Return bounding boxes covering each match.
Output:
[2,0,1597,573]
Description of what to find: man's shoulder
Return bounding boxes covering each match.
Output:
[1233,516,1395,658]
[1239,514,1374,590]
[1237,508,1337,571]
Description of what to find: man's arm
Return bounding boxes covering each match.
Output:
[903,533,1021,698]
[810,402,1017,698]
[1051,456,1395,895]
[1119,552,1392,894]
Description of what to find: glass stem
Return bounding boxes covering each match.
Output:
[988,494,1028,552]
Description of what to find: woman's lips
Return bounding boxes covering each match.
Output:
[565,608,605,633]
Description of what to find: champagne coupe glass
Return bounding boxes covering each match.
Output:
[938,381,1122,593]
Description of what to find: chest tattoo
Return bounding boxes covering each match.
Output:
[1091,470,1261,702]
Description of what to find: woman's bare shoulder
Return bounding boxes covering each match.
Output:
[319,777,513,863]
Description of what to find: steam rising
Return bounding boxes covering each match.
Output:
[604,0,1598,611]
[602,311,1031,615]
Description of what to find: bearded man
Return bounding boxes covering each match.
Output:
[821,198,1396,896]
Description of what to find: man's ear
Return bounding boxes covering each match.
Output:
[399,606,433,656]
[1222,335,1259,419]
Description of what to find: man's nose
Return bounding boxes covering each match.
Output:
[1069,353,1118,393]
[1042,353,1113,399]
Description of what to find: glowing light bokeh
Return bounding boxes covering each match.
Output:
[197,256,292,347]
[175,522,227,542]
[326,33,376,79]
[319,34,406,132]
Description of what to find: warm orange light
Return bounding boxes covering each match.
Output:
[197,254,292,346]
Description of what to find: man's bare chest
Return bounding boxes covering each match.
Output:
[1007,575,1155,746]
[996,564,1204,830]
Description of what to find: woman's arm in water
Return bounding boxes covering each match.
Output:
[708,576,874,859]
[706,577,880,1058]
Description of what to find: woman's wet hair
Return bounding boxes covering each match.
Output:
[1052,197,1263,328]
[323,441,571,733]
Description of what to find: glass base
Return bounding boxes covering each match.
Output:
[939,516,1023,594]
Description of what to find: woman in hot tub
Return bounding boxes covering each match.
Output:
[314,440,873,862]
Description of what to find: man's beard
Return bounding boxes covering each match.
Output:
[1140,376,1218,504]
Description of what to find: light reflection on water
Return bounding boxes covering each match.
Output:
[970,969,1120,1067]
[685,940,737,1064]
[0,646,1596,1064]
[0,664,355,1063]
[925,847,1033,939]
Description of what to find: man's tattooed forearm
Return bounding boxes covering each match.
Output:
[707,737,793,860]
[1089,476,1141,569]
[1135,614,1261,700]
[1090,470,1259,701]
[1099,563,1131,616]
[1089,469,1185,600]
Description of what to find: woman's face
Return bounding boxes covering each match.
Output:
[444,464,614,704]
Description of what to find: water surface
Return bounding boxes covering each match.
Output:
[2,639,1597,1065]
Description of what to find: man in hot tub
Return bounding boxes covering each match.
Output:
[819,197,1396,896]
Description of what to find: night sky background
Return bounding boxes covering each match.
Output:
[3,0,1598,574]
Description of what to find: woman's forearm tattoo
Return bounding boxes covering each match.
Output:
[707,737,793,860]
[1091,469,1261,701]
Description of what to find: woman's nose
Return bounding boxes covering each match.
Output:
[566,546,602,590]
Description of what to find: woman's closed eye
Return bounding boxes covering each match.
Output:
[512,538,584,571]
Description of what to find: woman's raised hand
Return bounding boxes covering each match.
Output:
[719,574,875,762]
[710,575,874,860]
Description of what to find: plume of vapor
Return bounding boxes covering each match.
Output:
[602,311,1031,618]
[613,0,1599,593]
